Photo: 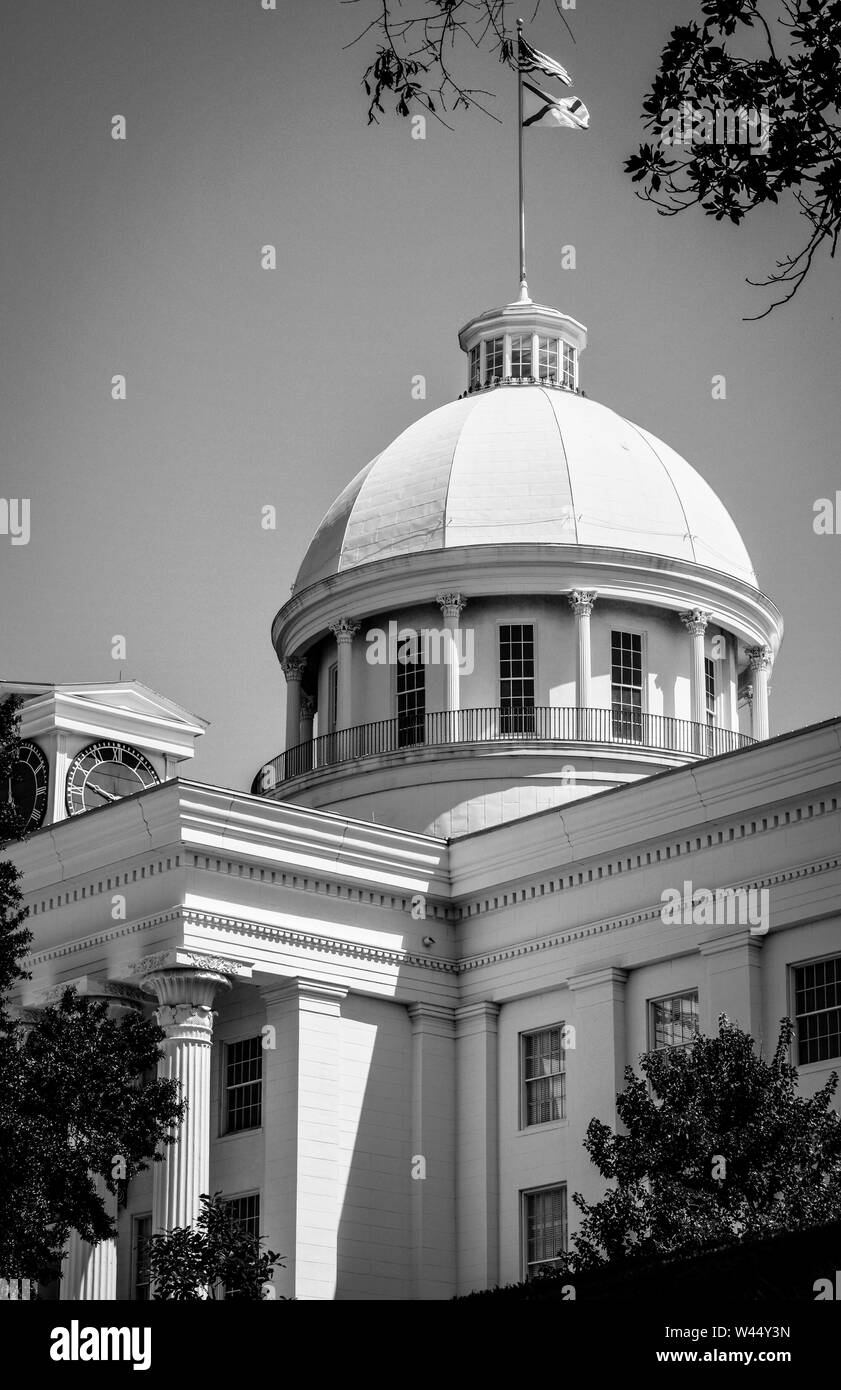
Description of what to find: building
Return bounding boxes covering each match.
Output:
[5,291,840,1300]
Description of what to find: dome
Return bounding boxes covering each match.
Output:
[294,385,758,593]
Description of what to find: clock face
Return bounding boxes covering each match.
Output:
[65,741,160,816]
[6,740,49,832]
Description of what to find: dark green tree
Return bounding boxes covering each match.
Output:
[145,1193,285,1300]
[559,1015,841,1276]
[0,694,185,1283]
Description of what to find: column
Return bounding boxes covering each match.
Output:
[699,933,764,1042]
[681,609,711,751]
[282,657,306,752]
[57,979,146,1301]
[328,618,360,735]
[568,590,597,739]
[567,968,628,1135]
[408,1004,456,1299]
[746,645,771,741]
[436,592,467,743]
[138,960,237,1234]
[455,1002,499,1295]
[260,979,347,1301]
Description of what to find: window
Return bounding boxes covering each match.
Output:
[132,1214,152,1301]
[705,657,716,725]
[794,957,841,1064]
[562,341,577,389]
[523,1185,567,1277]
[484,336,503,385]
[224,1037,263,1134]
[223,1194,261,1300]
[397,649,425,748]
[468,343,481,390]
[522,1025,566,1127]
[611,630,643,740]
[510,334,532,380]
[650,992,699,1050]
[538,336,558,382]
[499,623,535,734]
[327,662,338,733]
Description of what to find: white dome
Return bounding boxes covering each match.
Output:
[294,385,757,591]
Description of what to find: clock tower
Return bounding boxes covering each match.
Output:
[1,680,207,831]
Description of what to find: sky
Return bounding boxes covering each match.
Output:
[1,0,839,792]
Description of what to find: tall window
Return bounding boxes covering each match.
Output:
[611,630,643,740]
[223,1194,261,1300]
[499,623,535,734]
[523,1185,567,1277]
[522,1025,566,1127]
[794,957,841,1064]
[705,657,716,724]
[224,1037,263,1134]
[538,336,559,382]
[562,341,577,389]
[484,337,503,385]
[469,343,481,389]
[327,662,338,732]
[132,1214,152,1301]
[650,992,699,1050]
[510,334,532,380]
[397,652,425,748]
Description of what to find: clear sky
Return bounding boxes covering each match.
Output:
[1,0,839,791]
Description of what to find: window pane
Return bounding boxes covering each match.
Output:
[397,650,425,748]
[500,624,535,733]
[484,337,503,385]
[225,1037,263,1133]
[611,631,643,740]
[526,1186,567,1275]
[511,334,532,380]
[794,958,841,1064]
[651,993,699,1050]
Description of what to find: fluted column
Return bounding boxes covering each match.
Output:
[282,657,306,752]
[568,591,597,738]
[746,646,771,741]
[328,618,360,733]
[138,963,235,1234]
[681,609,711,751]
[436,592,467,743]
[56,978,146,1301]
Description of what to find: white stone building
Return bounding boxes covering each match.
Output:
[5,294,840,1300]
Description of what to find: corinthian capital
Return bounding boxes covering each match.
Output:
[281,656,307,683]
[680,608,712,636]
[436,591,467,619]
[329,617,361,643]
[746,644,772,673]
[568,590,597,617]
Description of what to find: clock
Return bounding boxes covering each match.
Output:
[6,740,49,832]
[65,741,160,816]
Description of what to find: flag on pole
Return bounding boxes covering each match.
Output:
[522,79,590,130]
[517,35,572,87]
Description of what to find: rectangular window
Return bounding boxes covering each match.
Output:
[538,336,559,382]
[523,1185,567,1278]
[223,1194,261,1300]
[328,662,338,733]
[484,337,503,385]
[510,334,532,381]
[705,657,716,725]
[132,1214,152,1301]
[397,651,425,748]
[611,630,643,740]
[794,957,841,1064]
[562,342,577,389]
[650,992,699,1050]
[522,1025,566,1127]
[469,343,481,390]
[224,1037,263,1134]
[499,623,535,735]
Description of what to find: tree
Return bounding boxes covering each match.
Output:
[145,1194,285,1300]
[557,1015,841,1277]
[348,1,841,314]
[626,0,841,316]
[0,695,185,1283]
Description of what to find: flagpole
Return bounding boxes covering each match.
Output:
[517,17,528,302]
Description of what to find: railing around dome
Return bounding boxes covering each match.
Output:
[251,706,755,793]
